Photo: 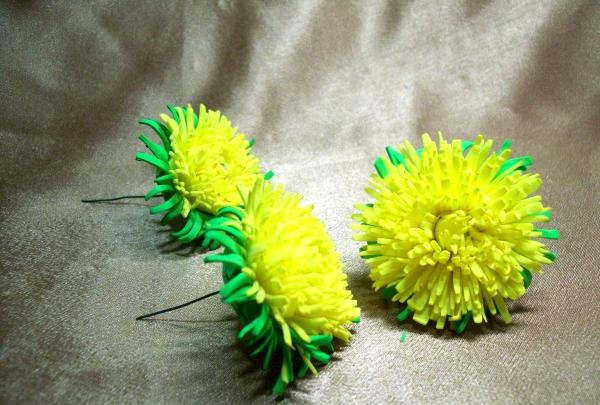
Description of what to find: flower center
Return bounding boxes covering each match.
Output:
[433,210,471,252]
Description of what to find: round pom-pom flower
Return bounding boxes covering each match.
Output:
[353,133,558,333]
[136,104,269,244]
[203,178,360,395]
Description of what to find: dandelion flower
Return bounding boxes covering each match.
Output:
[353,133,558,333]
[204,178,360,394]
[136,104,266,243]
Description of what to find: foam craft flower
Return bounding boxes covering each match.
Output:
[136,104,268,244]
[353,133,559,333]
[203,178,360,395]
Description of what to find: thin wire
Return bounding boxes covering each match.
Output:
[81,195,152,203]
[136,290,220,321]
[83,192,216,320]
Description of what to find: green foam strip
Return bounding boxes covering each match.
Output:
[175,107,186,127]
[206,215,236,226]
[250,334,272,357]
[155,173,174,184]
[252,304,269,335]
[521,269,533,289]
[461,140,474,153]
[167,104,179,123]
[205,253,246,269]
[496,155,533,177]
[396,306,413,322]
[138,134,168,162]
[454,311,472,334]
[149,193,182,215]
[178,216,203,243]
[385,146,406,167]
[263,338,277,369]
[145,184,173,200]
[224,287,253,303]
[297,361,309,379]
[520,155,533,168]
[531,210,552,220]
[237,321,254,341]
[534,228,560,240]
[160,200,183,225]
[544,251,557,261]
[203,230,241,254]
[309,334,332,346]
[139,119,170,151]
[498,139,512,154]
[217,206,245,220]
[374,157,389,178]
[208,239,220,251]
[264,170,274,180]
[283,346,294,383]
[237,309,259,339]
[204,216,233,227]
[171,213,196,237]
[272,377,286,396]
[136,152,169,172]
[310,349,330,364]
[383,286,396,300]
[206,224,245,243]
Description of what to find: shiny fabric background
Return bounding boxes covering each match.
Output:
[1,1,598,404]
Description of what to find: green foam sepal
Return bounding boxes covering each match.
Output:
[396,306,413,322]
[452,311,472,334]
[521,269,533,289]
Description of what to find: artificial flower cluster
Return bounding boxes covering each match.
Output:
[137,105,360,394]
[137,107,558,393]
[353,133,558,333]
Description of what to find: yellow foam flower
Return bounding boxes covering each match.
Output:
[353,133,558,332]
[136,104,264,243]
[204,178,360,395]
[162,105,260,216]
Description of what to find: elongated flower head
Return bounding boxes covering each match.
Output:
[136,104,266,243]
[353,133,558,333]
[204,178,360,395]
